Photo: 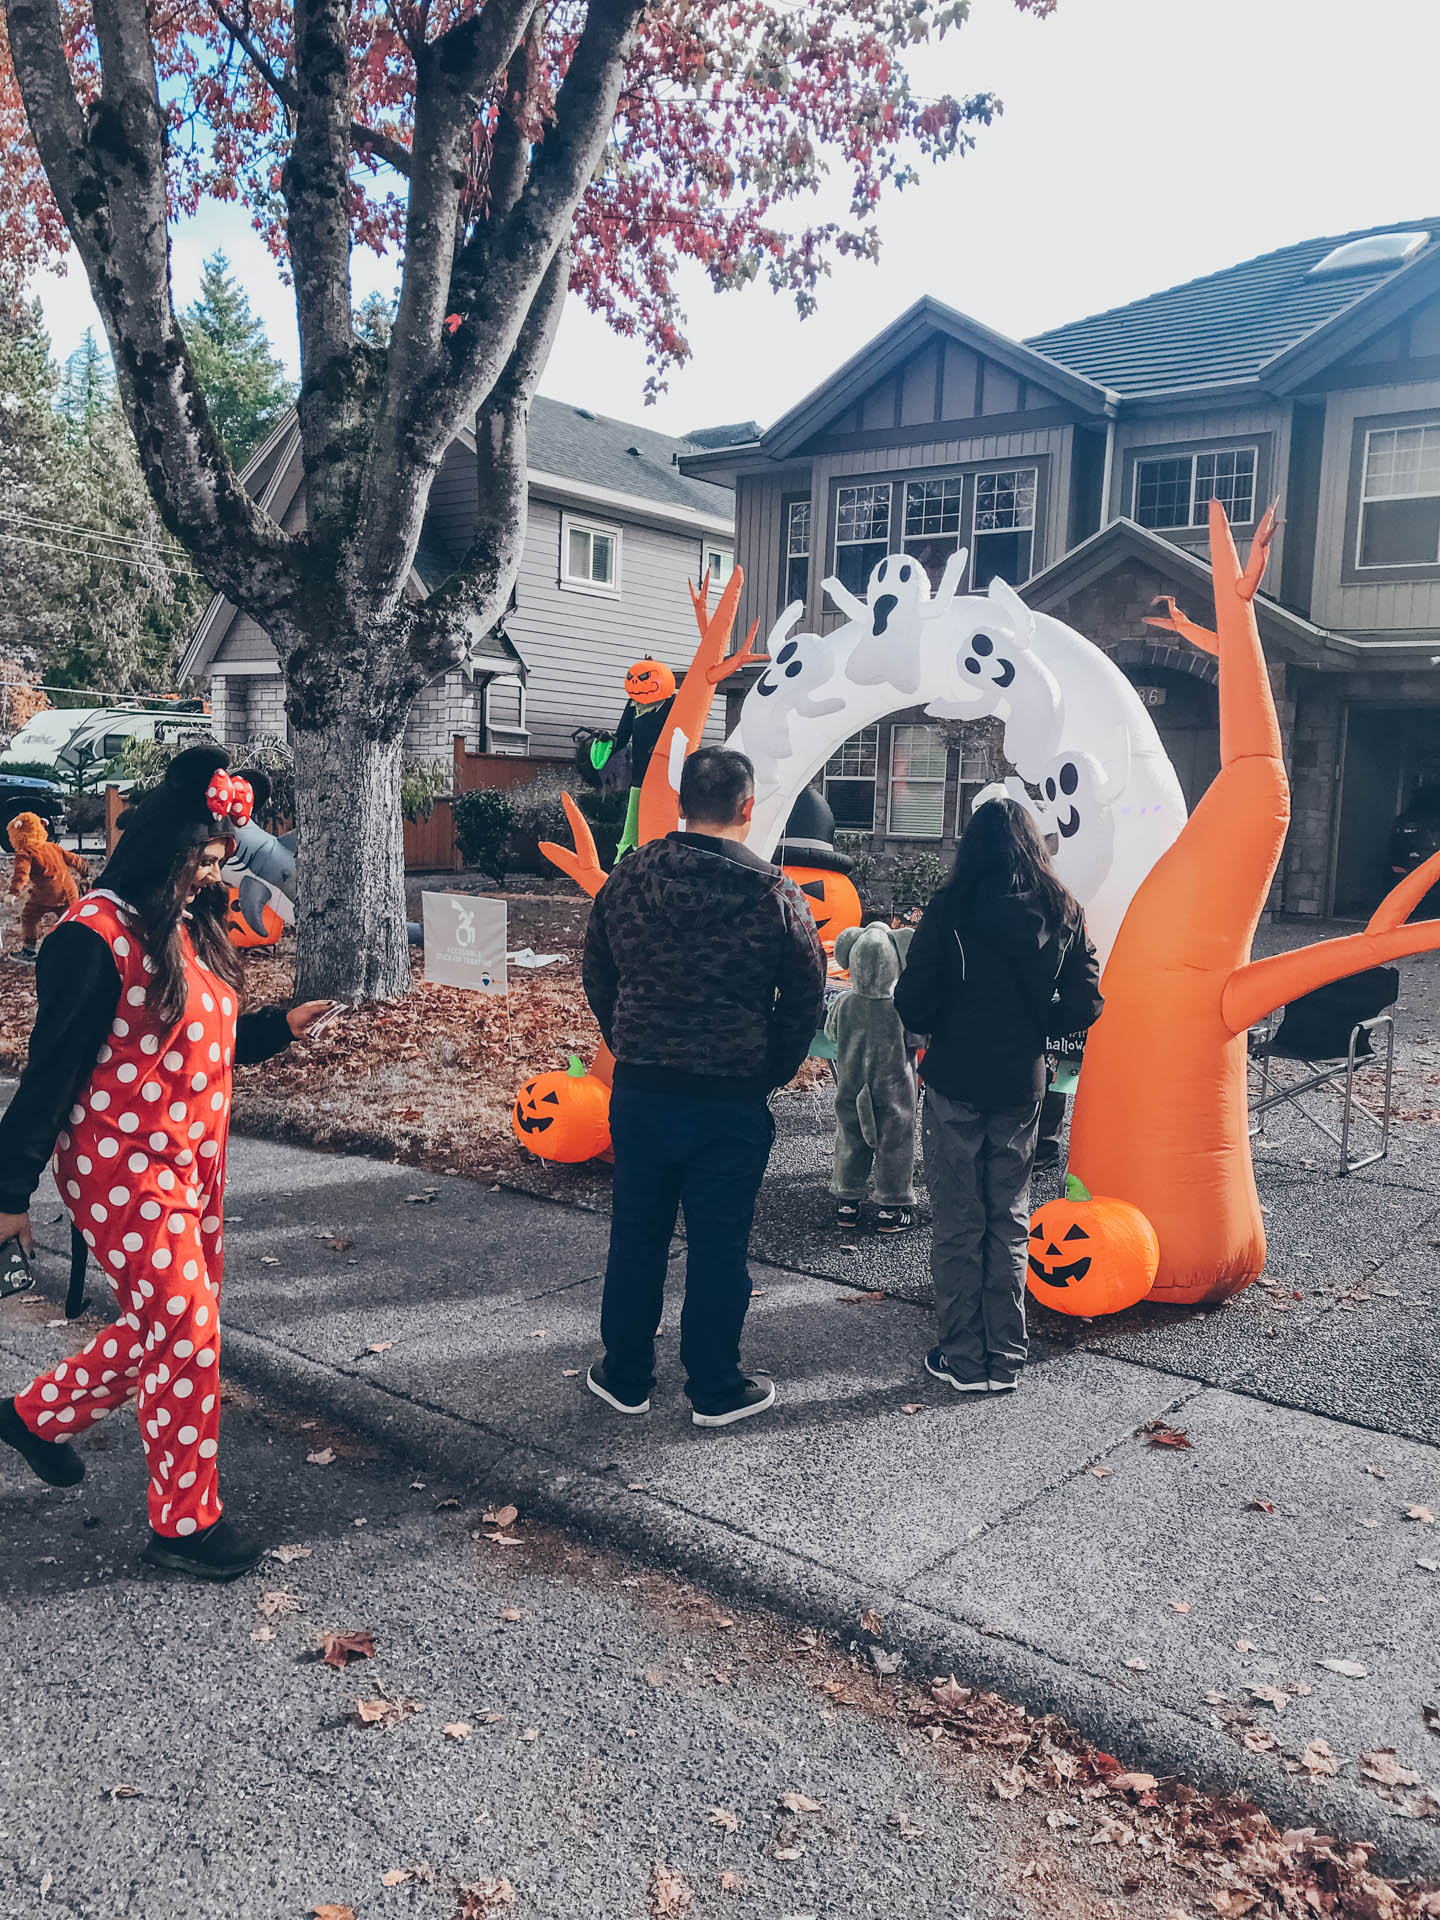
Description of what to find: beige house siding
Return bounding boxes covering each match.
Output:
[1310,374,1440,631]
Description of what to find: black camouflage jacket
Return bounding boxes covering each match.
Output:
[582,832,826,1100]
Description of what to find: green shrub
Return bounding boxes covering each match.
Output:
[453,788,515,883]
[400,757,452,823]
[890,849,947,911]
[0,759,66,785]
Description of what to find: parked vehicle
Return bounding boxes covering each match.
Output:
[0,772,67,839]
[1,703,207,787]
[1386,786,1440,909]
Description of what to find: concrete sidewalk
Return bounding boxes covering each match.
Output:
[3,1094,1440,1879]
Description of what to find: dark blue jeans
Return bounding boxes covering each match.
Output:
[600,1085,775,1411]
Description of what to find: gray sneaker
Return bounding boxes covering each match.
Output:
[691,1376,776,1428]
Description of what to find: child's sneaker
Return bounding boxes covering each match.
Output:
[835,1200,861,1231]
[875,1206,914,1234]
[924,1347,989,1393]
[13,945,36,966]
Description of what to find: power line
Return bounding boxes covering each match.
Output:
[0,678,205,705]
[0,506,193,564]
[0,531,201,578]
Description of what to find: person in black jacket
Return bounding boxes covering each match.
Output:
[0,746,335,1580]
[894,798,1103,1394]
[582,746,825,1427]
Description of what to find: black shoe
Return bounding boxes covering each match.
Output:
[585,1361,650,1416]
[988,1371,1021,1393]
[691,1376,776,1428]
[835,1200,861,1231]
[12,946,36,966]
[0,1395,85,1487]
[875,1207,915,1234]
[924,1348,989,1394]
[141,1516,264,1581]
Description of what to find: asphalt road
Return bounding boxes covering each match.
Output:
[0,1372,1213,1920]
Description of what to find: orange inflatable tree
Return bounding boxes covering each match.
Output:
[1069,499,1440,1305]
[540,565,765,1087]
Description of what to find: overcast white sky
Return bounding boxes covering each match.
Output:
[32,0,1440,438]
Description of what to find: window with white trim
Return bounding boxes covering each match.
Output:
[1358,425,1440,566]
[561,515,621,593]
[704,544,734,588]
[903,476,963,588]
[782,495,811,607]
[971,468,1037,589]
[888,723,947,837]
[954,731,995,832]
[823,726,878,833]
[833,481,892,594]
[1133,447,1256,531]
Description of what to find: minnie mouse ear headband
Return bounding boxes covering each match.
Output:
[103,742,249,898]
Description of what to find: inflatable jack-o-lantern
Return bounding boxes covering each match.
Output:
[512,1055,612,1163]
[1025,1175,1159,1317]
[625,658,676,705]
[224,885,285,949]
[783,866,864,947]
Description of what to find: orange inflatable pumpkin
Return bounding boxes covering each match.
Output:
[512,1055,612,1163]
[224,885,285,950]
[1025,1175,1159,1317]
[625,658,676,705]
[783,866,863,946]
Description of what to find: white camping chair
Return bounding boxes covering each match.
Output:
[1247,966,1399,1175]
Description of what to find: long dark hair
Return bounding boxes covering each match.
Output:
[948,797,1081,936]
[123,844,243,1030]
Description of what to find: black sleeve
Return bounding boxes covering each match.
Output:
[235,1005,293,1067]
[766,882,827,1089]
[0,923,119,1214]
[611,702,635,755]
[892,900,946,1039]
[1053,919,1104,1037]
[580,886,618,1050]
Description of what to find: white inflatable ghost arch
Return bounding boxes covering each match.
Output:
[724,555,1188,967]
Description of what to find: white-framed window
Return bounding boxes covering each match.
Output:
[971,467,1037,589]
[954,732,995,832]
[483,676,529,755]
[903,476,964,587]
[783,495,811,607]
[824,726,878,833]
[833,481,892,594]
[1133,447,1257,531]
[1358,424,1440,567]
[704,544,734,588]
[561,515,621,595]
[887,723,947,837]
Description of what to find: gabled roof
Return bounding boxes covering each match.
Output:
[525,397,734,518]
[1026,219,1440,397]
[758,296,1114,461]
[1024,518,1347,661]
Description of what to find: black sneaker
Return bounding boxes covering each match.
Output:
[875,1207,915,1235]
[835,1200,861,1230]
[0,1395,85,1487]
[691,1376,776,1428]
[142,1516,264,1581]
[585,1362,650,1416]
[924,1348,989,1394]
[988,1372,1021,1393]
[12,946,37,967]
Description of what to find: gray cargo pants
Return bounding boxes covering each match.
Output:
[922,1087,1040,1379]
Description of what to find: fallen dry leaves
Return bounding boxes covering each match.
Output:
[269,1544,311,1565]
[380,1864,434,1888]
[306,1447,337,1467]
[646,1862,693,1916]
[483,1505,519,1528]
[442,1722,471,1741]
[1319,1657,1369,1678]
[353,1695,420,1729]
[1143,1421,1193,1450]
[718,1870,742,1894]
[1405,1505,1436,1525]
[779,1791,823,1814]
[311,1907,356,1920]
[455,1880,515,1917]
[256,1590,300,1620]
[320,1630,377,1669]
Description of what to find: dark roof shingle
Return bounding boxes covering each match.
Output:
[526,397,734,517]
[1025,219,1438,396]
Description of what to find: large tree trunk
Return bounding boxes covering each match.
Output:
[290,701,412,1000]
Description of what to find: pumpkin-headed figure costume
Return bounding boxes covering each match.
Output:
[12,889,237,1534]
[591,660,677,862]
[827,923,919,1213]
[7,811,89,957]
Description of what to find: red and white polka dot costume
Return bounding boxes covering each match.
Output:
[13,890,237,1537]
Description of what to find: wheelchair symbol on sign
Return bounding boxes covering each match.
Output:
[453,902,477,948]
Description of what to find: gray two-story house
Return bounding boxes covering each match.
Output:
[679,220,1440,916]
[182,400,741,764]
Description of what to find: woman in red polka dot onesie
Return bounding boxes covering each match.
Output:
[0,745,334,1580]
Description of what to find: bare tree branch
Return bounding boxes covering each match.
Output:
[213,2,414,175]
[411,241,568,679]
[3,0,299,621]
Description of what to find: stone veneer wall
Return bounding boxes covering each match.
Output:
[403,670,485,757]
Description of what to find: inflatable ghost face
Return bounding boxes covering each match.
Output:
[927,582,1063,780]
[742,606,846,781]
[1033,750,1118,902]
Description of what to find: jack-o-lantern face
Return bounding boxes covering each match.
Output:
[1025,1176,1160,1317]
[625,658,676,705]
[224,885,285,949]
[783,866,863,947]
[512,1055,612,1163]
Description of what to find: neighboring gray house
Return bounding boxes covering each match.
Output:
[680,220,1440,916]
[182,400,742,763]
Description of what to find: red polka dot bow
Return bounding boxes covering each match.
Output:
[204,770,254,830]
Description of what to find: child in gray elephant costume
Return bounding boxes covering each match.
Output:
[827,921,920,1234]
